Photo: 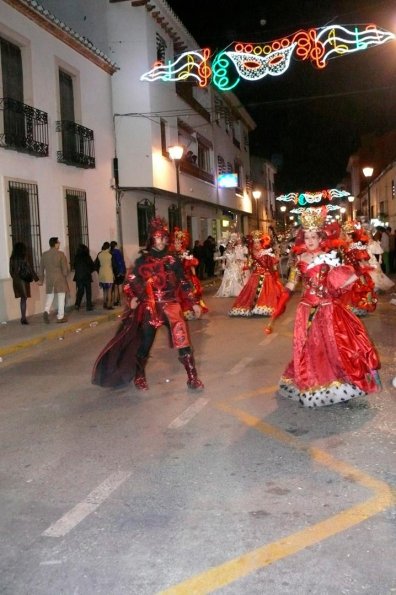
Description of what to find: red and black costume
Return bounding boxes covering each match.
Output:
[169,228,208,319]
[92,218,203,391]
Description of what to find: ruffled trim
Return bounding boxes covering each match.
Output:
[278,377,366,408]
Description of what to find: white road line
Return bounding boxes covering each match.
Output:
[259,332,279,346]
[228,357,253,375]
[168,397,209,429]
[42,470,131,538]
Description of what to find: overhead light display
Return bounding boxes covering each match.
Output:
[140,24,395,91]
[276,189,351,207]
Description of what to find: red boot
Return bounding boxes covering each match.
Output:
[134,356,149,390]
[179,353,204,390]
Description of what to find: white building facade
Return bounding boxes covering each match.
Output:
[0,0,117,321]
[39,0,257,261]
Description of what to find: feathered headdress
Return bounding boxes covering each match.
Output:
[148,217,169,239]
[171,227,190,248]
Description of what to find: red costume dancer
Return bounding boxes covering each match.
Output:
[92,218,203,391]
[339,223,377,316]
[267,207,381,408]
[229,231,283,316]
[170,228,208,319]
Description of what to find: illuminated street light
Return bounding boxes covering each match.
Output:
[347,195,355,219]
[362,166,374,222]
[168,145,184,225]
[252,189,261,229]
[280,205,287,231]
[340,206,346,222]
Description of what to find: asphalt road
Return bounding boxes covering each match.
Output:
[1,287,395,595]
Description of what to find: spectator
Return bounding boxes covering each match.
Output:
[379,226,390,274]
[110,241,126,306]
[9,242,39,324]
[73,244,95,311]
[386,227,395,273]
[96,242,114,309]
[39,237,69,323]
[203,235,216,278]
[192,240,205,279]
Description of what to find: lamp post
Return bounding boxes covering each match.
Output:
[252,189,261,229]
[347,195,355,219]
[362,166,374,223]
[280,205,287,232]
[340,207,346,222]
[168,145,184,226]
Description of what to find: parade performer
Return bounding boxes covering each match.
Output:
[265,207,381,408]
[339,223,377,316]
[215,233,245,297]
[229,230,284,316]
[367,234,395,292]
[92,218,204,391]
[170,228,208,319]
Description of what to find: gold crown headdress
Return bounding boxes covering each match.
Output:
[342,220,355,234]
[300,207,326,231]
[172,227,189,245]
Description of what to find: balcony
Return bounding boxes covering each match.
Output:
[180,158,214,184]
[0,97,49,157]
[56,120,95,168]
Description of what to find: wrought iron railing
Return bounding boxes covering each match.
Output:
[0,97,49,156]
[56,120,95,168]
[180,158,214,184]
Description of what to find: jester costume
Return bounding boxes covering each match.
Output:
[92,218,203,390]
[229,231,283,316]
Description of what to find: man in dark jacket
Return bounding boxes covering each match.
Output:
[73,244,95,311]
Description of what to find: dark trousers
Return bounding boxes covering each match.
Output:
[75,281,92,309]
[137,320,191,359]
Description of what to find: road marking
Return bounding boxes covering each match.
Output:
[228,357,253,375]
[168,398,209,429]
[259,332,278,345]
[42,470,131,538]
[157,401,394,594]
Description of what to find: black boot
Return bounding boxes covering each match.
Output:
[179,353,204,390]
[134,356,149,390]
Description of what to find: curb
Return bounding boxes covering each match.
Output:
[0,309,122,359]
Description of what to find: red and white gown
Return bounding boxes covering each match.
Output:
[339,243,377,316]
[178,251,208,319]
[279,254,381,407]
[229,248,283,316]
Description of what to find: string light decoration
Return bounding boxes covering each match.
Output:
[276,189,350,207]
[140,24,395,90]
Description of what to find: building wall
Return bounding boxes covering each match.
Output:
[0,1,116,320]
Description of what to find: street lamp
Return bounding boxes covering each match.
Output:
[280,205,287,231]
[340,207,346,222]
[362,166,374,223]
[252,189,261,229]
[347,195,355,219]
[168,145,184,225]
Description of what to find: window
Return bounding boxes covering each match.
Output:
[156,33,167,63]
[168,204,181,232]
[160,118,167,156]
[59,70,75,161]
[8,180,41,271]
[137,199,155,247]
[1,37,25,147]
[217,155,226,176]
[65,189,89,264]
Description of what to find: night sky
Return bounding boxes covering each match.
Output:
[166,0,396,192]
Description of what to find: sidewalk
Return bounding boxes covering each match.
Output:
[0,305,123,359]
[0,277,220,360]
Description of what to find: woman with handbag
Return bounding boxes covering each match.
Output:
[9,242,39,324]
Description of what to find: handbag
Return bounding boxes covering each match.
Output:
[18,260,34,283]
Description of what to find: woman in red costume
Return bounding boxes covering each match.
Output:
[229,230,283,317]
[170,228,208,319]
[339,223,377,316]
[267,207,381,407]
